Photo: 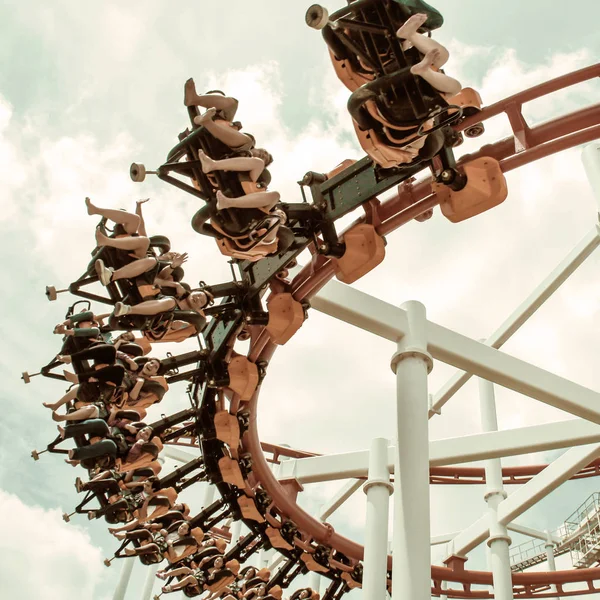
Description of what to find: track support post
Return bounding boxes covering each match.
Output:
[545,530,559,600]
[362,437,393,600]
[479,376,514,600]
[582,142,600,209]
[390,301,433,600]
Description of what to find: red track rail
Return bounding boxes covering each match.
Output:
[233,64,600,597]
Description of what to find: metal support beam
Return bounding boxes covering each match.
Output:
[391,301,433,600]
[507,522,561,545]
[362,438,393,600]
[319,478,363,521]
[113,558,135,600]
[480,378,513,600]
[448,443,600,557]
[430,224,600,416]
[140,564,158,600]
[583,142,600,207]
[311,281,600,424]
[277,418,600,484]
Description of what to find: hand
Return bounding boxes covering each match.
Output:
[136,198,150,206]
[170,252,188,269]
[174,283,185,296]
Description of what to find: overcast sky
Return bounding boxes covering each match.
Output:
[1,1,599,598]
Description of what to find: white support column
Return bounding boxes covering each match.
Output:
[310,572,322,596]
[113,557,135,600]
[362,437,393,600]
[140,563,158,600]
[229,518,242,550]
[479,377,513,600]
[391,301,433,600]
[583,142,600,206]
[203,482,216,509]
[545,531,558,600]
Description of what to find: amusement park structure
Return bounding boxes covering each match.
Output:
[25,1,600,599]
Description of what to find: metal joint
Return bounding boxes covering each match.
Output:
[363,478,394,495]
[486,533,512,547]
[390,345,434,374]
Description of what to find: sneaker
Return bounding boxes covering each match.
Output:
[95,259,114,286]
[113,302,131,317]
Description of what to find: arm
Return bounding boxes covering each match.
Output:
[136,199,150,237]
[129,377,145,401]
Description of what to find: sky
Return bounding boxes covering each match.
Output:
[0,0,599,598]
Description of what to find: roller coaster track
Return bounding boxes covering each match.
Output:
[164,63,600,599]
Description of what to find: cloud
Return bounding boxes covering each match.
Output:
[0,489,105,600]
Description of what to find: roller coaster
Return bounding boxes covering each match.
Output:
[24,1,600,598]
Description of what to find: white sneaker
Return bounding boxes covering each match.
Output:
[95,259,114,286]
[113,302,131,317]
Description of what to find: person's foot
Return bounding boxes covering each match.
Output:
[396,13,428,39]
[193,107,217,127]
[124,548,137,556]
[113,302,132,317]
[410,48,440,75]
[75,477,84,493]
[162,585,173,593]
[43,402,57,410]
[57,424,66,439]
[197,150,215,174]
[215,190,231,210]
[95,258,114,286]
[183,77,198,106]
[57,354,72,364]
[63,370,78,384]
[52,411,66,422]
[85,197,97,215]
[65,458,79,466]
[95,227,111,247]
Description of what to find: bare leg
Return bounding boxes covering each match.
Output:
[163,575,197,592]
[43,386,78,411]
[184,79,239,121]
[397,14,449,67]
[216,189,280,211]
[96,229,150,259]
[198,151,264,182]
[86,198,141,235]
[96,257,157,285]
[194,109,253,150]
[52,404,99,422]
[114,297,177,317]
[411,49,461,95]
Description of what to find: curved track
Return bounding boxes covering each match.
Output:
[200,64,600,598]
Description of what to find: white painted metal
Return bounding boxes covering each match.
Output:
[229,518,242,549]
[479,378,513,600]
[431,531,460,546]
[203,482,216,509]
[277,418,600,484]
[312,280,600,424]
[162,445,198,463]
[319,478,363,521]
[112,557,135,600]
[583,142,600,206]
[545,530,559,600]
[362,437,393,600]
[449,443,600,557]
[507,522,561,545]
[391,301,433,600]
[140,563,158,600]
[430,225,600,416]
[310,572,322,596]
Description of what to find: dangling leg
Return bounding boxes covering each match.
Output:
[198,151,264,182]
[95,229,150,259]
[86,198,141,234]
[216,189,280,211]
[52,404,99,423]
[96,257,158,286]
[411,49,462,95]
[194,109,253,150]
[43,386,79,411]
[184,79,239,121]
[114,297,177,317]
[396,14,449,66]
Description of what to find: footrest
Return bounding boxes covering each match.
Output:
[266,526,294,550]
[301,552,330,573]
[333,223,386,284]
[227,355,259,401]
[436,157,508,223]
[237,495,265,523]
[266,293,305,345]
[214,410,241,448]
[218,456,245,489]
